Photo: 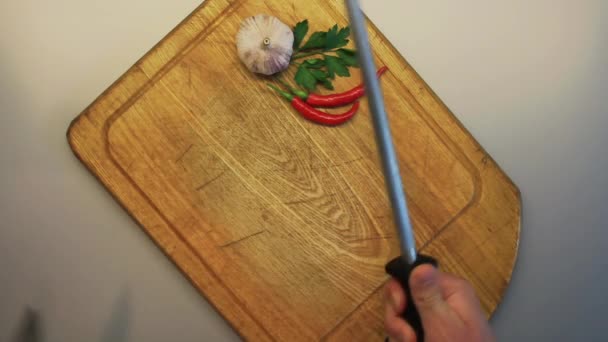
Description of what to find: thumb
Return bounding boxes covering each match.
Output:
[409,264,447,316]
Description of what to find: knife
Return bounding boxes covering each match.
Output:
[344,1,438,340]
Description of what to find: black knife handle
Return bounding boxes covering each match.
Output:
[385,255,438,342]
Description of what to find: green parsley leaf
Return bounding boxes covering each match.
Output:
[321,78,335,90]
[337,27,351,47]
[326,25,351,49]
[309,69,328,81]
[325,25,340,49]
[304,58,326,69]
[337,48,358,67]
[295,65,317,91]
[290,21,359,91]
[325,55,350,79]
[301,31,327,50]
[293,20,309,50]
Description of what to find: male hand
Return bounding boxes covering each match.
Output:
[384,265,495,342]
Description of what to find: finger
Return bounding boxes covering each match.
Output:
[385,304,417,342]
[409,264,449,317]
[440,273,486,321]
[384,280,416,342]
[440,273,476,300]
[439,272,468,299]
[385,279,406,314]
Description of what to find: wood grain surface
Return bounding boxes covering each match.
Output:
[67,0,521,340]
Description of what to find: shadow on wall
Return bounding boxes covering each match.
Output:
[11,308,41,342]
[99,289,131,342]
[11,289,131,342]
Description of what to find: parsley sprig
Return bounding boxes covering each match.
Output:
[290,20,359,91]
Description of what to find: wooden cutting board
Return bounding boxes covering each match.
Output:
[67,0,521,340]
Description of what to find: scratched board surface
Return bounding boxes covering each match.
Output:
[67,0,521,340]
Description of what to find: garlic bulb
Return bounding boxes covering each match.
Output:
[236,14,294,76]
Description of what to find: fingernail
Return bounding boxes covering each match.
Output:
[412,265,437,289]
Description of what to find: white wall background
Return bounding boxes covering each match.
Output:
[1,0,607,341]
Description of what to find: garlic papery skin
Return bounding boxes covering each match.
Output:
[237,14,294,76]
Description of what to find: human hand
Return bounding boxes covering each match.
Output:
[384,265,495,342]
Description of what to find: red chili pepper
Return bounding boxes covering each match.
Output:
[286,66,389,108]
[268,84,360,126]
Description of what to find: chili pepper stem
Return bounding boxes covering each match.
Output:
[267,83,294,102]
[278,79,309,100]
[277,78,294,91]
